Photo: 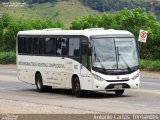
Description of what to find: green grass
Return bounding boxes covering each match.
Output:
[0,52,16,64]
[140,59,160,71]
[0,1,98,28]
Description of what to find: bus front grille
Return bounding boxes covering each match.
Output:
[105,83,130,89]
[106,80,129,82]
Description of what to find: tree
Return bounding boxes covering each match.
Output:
[0,13,64,51]
[71,7,160,60]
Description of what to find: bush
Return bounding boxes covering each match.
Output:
[0,13,64,52]
[71,8,160,60]
[140,59,160,71]
[0,52,16,64]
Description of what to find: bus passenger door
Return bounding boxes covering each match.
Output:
[80,38,92,90]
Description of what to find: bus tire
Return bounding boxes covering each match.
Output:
[35,73,52,92]
[114,90,124,96]
[72,77,82,97]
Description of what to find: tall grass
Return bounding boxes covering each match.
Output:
[0,51,16,64]
[140,59,160,71]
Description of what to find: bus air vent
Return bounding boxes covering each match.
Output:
[43,28,62,31]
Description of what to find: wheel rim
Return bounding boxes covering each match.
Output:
[37,78,41,90]
[36,74,45,92]
[75,82,79,94]
[75,82,80,95]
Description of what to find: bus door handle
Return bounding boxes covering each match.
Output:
[61,57,65,59]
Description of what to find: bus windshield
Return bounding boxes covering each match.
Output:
[91,37,139,71]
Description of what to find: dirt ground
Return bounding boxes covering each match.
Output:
[140,70,160,78]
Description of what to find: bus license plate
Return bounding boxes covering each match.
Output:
[114,85,122,89]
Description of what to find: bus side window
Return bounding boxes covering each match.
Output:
[44,37,55,55]
[56,38,68,56]
[61,38,68,55]
[24,37,31,54]
[69,38,80,56]
[56,38,61,55]
[33,37,39,55]
[38,37,44,55]
[18,37,24,54]
[23,38,27,54]
[26,37,33,54]
[81,37,90,70]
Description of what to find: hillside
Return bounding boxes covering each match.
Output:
[0,0,98,27]
[79,0,160,20]
[1,0,160,26]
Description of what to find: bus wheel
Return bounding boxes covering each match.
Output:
[72,77,81,97]
[114,90,124,96]
[35,73,52,92]
[35,73,45,92]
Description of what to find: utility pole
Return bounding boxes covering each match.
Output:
[150,0,155,12]
[145,0,160,12]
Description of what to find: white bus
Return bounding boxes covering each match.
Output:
[17,28,139,97]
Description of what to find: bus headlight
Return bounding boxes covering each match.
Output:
[92,74,105,81]
[132,73,139,80]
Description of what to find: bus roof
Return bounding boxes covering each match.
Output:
[17,28,134,38]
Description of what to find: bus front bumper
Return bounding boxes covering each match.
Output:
[92,77,139,91]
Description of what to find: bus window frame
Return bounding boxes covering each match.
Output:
[17,35,90,65]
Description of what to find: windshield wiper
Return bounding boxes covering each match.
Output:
[116,47,131,71]
[94,52,106,71]
[93,46,106,71]
[97,57,106,71]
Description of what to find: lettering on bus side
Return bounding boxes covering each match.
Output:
[18,61,65,68]
[74,65,78,69]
